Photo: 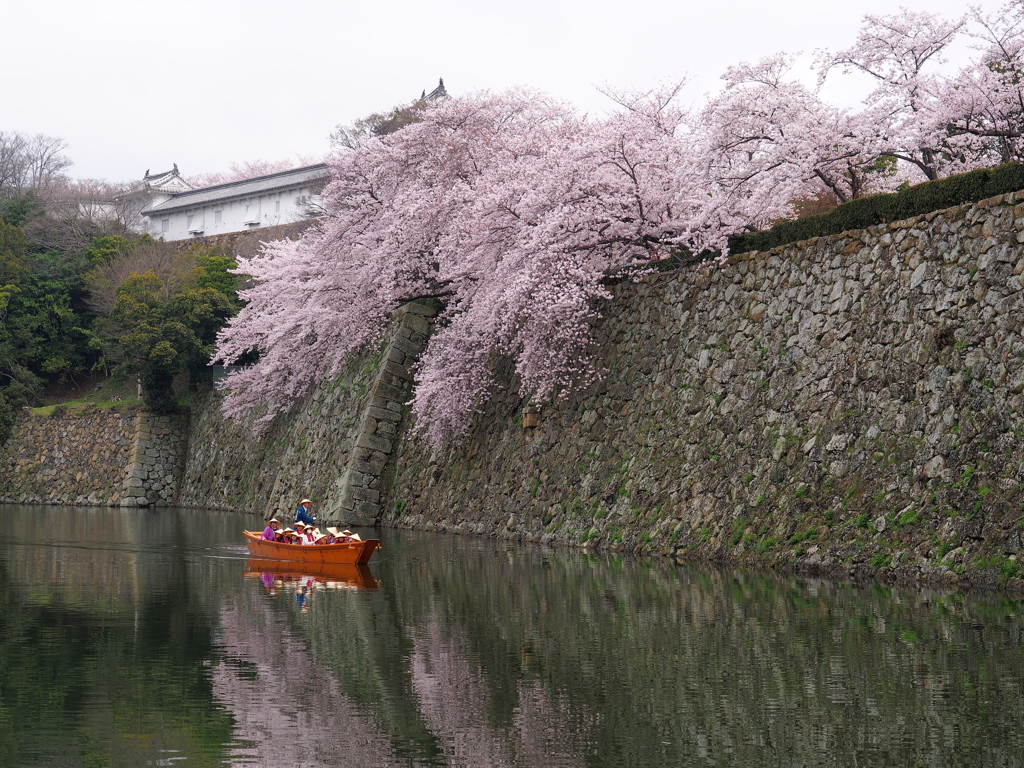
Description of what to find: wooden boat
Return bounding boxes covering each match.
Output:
[244,558,380,590]
[243,531,380,564]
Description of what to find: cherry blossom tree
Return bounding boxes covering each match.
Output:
[940,1,1024,165]
[215,89,732,443]
[213,6,1024,445]
[700,54,896,221]
[817,8,968,181]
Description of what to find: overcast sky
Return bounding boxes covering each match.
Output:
[3,0,1006,183]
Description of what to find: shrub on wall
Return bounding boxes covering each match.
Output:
[728,163,1024,254]
[0,392,15,445]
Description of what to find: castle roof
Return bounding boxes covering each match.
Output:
[425,78,447,101]
[142,163,330,215]
[130,164,195,196]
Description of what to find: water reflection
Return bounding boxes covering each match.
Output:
[243,559,380,596]
[1,504,1022,767]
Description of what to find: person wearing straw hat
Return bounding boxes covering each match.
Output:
[261,517,281,541]
[295,499,316,527]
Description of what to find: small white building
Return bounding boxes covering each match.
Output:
[140,163,329,241]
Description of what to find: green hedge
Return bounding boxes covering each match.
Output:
[727,162,1024,255]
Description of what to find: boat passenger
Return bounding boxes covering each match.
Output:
[277,527,294,543]
[314,533,329,545]
[261,518,281,541]
[326,527,341,544]
[295,498,316,527]
[303,526,318,545]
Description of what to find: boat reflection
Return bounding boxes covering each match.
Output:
[243,558,380,599]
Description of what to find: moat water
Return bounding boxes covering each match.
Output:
[1,504,1022,767]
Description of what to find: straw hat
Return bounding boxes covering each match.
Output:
[327,527,340,536]
[266,517,280,525]
[281,527,294,534]
[294,521,306,528]
[300,499,313,505]
[314,533,327,542]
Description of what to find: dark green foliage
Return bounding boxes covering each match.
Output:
[0,391,15,444]
[0,221,30,286]
[192,247,239,304]
[84,235,133,265]
[729,163,1024,254]
[0,195,39,227]
[112,271,235,413]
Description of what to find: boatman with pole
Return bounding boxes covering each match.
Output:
[295,498,316,527]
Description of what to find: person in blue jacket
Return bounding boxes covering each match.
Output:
[295,498,316,527]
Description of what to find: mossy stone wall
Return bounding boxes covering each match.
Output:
[0,407,187,507]
[386,191,1024,588]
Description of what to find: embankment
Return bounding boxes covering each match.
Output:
[385,191,1024,587]
[0,407,187,507]
[177,302,436,522]
[6,191,1024,587]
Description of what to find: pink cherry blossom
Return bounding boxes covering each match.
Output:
[215,4,1024,444]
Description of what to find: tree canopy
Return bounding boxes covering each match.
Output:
[216,2,1024,445]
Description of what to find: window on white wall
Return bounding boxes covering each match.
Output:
[161,219,169,233]
[214,209,223,226]
[244,202,260,225]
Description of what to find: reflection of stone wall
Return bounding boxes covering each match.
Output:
[0,408,187,507]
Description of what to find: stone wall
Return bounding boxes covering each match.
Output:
[0,407,187,507]
[384,191,1024,588]
[177,303,436,523]
[168,220,316,259]
[119,414,190,507]
[9,190,1024,587]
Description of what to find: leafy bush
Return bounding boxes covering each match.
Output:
[729,162,1024,254]
[0,392,15,444]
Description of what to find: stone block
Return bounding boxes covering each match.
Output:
[404,302,439,317]
[349,486,380,503]
[403,315,432,335]
[367,406,402,423]
[392,335,423,357]
[351,458,387,476]
[384,360,414,381]
[356,432,392,454]
[373,381,406,403]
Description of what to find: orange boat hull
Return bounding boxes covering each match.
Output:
[243,531,380,564]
